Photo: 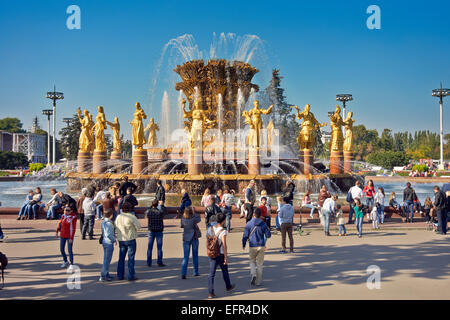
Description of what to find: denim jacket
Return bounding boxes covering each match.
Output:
[242,218,271,248]
[101,218,116,245]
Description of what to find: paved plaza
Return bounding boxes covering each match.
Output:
[0,218,449,300]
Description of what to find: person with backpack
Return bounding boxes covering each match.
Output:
[180,206,201,279]
[99,209,116,282]
[242,207,271,286]
[206,212,235,299]
[56,205,77,270]
[146,199,166,267]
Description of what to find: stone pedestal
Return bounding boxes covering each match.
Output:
[148,147,166,161]
[92,150,107,174]
[132,149,148,175]
[330,150,344,174]
[344,151,353,174]
[248,148,260,175]
[111,151,121,160]
[188,149,203,175]
[302,149,314,175]
[77,151,92,173]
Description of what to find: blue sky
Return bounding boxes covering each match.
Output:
[0,0,449,141]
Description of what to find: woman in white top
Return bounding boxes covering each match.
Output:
[201,188,211,207]
[374,187,385,224]
[301,190,316,218]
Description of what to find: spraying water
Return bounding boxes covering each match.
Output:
[161,91,170,146]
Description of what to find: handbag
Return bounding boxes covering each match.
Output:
[194,224,202,239]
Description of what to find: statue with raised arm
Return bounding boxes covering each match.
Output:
[292,104,327,151]
[77,108,93,153]
[107,117,121,153]
[87,113,95,153]
[244,100,273,149]
[343,111,355,152]
[329,105,345,152]
[93,106,108,152]
[144,117,159,147]
[182,98,216,149]
[130,102,147,150]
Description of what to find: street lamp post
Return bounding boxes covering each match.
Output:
[336,94,353,121]
[46,86,64,165]
[42,109,53,166]
[432,84,450,170]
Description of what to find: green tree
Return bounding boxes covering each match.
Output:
[59,114,81,160]
[0,151,29,169]
[0,117,26,133]
[380,129,394,151]
[121,136,132,159]
[366,150,409,169]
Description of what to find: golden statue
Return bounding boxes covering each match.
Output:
[329,105,345,151]
[87,113,95,153]
[107,117,121,153]
[182,98,216,149]
[292,104,326,150]
[144,117,159,147]
[343,111,355,152]
[243,100,273,149]
[77,108,94,153]
[93,106,107,152]
[267,120,275,149]
[130,102,147,150]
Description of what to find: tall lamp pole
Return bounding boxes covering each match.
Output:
[336,94,353,121]
[46,86,64,165]
[42,109,53,166]
[432,84,449,170]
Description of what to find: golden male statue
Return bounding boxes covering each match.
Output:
[329,105,345,151]
[130,102,147,150]
[244,100,273,149]
[343,111,355,152]
[144,117,159,147]
[107,117,121,153]
[93,106,107,152]
[293,104,326,151]
[77,108,94,153]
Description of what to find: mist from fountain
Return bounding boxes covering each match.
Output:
[161,91,170,146]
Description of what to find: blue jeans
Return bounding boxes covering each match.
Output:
[96,204,104,219]
[348,203,355,223]
[31,204,41,219]
[208,254,232,294]
[403,201,414,219]
[366,198,374,212]
[339,224,347,234]
[117,239,136,280]
[0,225,4,239]
[147,231,163,266]
[224,206,232,231]
[17,204,28,218]
[181,238,199,276]
[303,204,315,216]
[101,243,114,278]
[60,237,74,264]
[322,209,331,233]
[436,209,447,234]
[47,204,61,219]
[377,205,385,223]
[355,217,363,236]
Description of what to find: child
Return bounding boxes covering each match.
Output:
[335,204,346,236]
[258,197,268,224]
[302,190,316,218]
[17,190,34,220]
[389,192,401,211]
[371,206,379,229]
[260,191,272,229]
[423,197,434,223]
[354,199,364,238]
[179,189,192,216]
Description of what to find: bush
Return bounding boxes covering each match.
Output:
[29,163,46,172]
[412,164,428,173]
[366,151,409,170]
[0,151,29,169]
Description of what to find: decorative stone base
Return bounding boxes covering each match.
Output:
[330,150,344,174]
[111,151,121,160]
[93,150,107,174]
[132,149,148,175]
[188,149,203,175]
[248,148,260,175]
[148,147,169,161]
[302,149,314,175]
[77,151,92,173]
[344,151,353,174]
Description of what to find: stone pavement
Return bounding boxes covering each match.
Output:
[0,217,449,300]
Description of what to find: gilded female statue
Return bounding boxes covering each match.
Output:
[343,111,355,152]
[182,98,216,149]
[77,108,93,153]
[293,104,326,150]
[107,117,121,153]
[144,118,159,147]
[130,102,147,150]
[329,105,345,151]
[87,113,95,153]
[93,106,107,152]
[244,100,273,149]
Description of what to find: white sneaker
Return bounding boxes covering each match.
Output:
[67,264,74,271]
[60,261,69,268]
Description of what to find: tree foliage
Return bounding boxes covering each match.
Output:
[0,151,29,169]
[0,118,26,133]
[59,114,81,160]
[366,151,409,169]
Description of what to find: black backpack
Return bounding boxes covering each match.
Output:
[0,251,8,289]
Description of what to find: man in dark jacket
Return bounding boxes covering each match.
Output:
[123,187,138,213]
[403,182,415,222]
[146,199,166,267]
[433,186,447,235]
[242,208,271,286]
[155,180,165,205]
[118,176,137,210]
[205,195,222,227]
[283,180,295,205]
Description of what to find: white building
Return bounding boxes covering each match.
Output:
[11,117,47,163]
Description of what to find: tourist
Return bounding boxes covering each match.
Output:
[109,182,121,199]
[402,182,415,223]
[283,180,295,205]
[155,180,166,207]
[322,195,338,236]
[82,191,96,240]
[258,197,268,223]
[215,189,224,207]
[413,193,423,217]
[146,199,166,267]
[363,179,376,215]
[370,205,379,229]
[206,212,235,299]
[17,190,34,220]
[242,207,271,286]
[335,204,346,236]
[423,197,434,223]
[221,186,235,232]
[302,190,316,218]
[205,195,222,228]
[347,181,362,224]
[59,192,77,213]
[180,206,201,279]
[354,199,364,238]
[118,176,137,210]
[259,189,272,228]
[201,188,211,207]
[245,180,256,223]
[28,187,43,220]
[94,187,108,220]
[318,185,331,209]
[388,192,401,211]
[115,202,142,281]
[122,187,138,213]
[99,208,116,282]
[76,188,88,233]
[433,186,447,235]
[179,188,192,217]
[374,187,385,224]
[56,205,77,270]
[46,188,62,220]
[277,196,294,253]
[102,192,118,221]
